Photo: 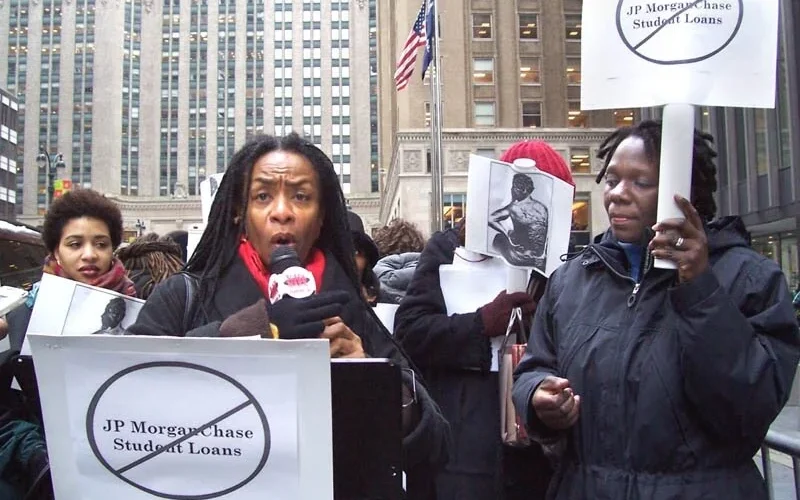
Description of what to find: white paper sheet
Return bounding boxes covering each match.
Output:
[581,0,780,109]
[373,304,399,333]
[440,258,512,372]
[29,335,333,500]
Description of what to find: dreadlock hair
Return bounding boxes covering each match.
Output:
[186,133,360,312]
[373,218,426,257]
[116,233,184,299]
[595,119,718,221]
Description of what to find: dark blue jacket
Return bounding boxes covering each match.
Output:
[513,216,800,499]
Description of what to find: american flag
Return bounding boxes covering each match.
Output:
[394,0,428,92]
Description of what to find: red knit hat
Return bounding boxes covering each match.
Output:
[500,141,575,187]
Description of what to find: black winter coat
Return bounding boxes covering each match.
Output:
[128,252,450,476]
[395,229,551,500]
[513,217,800,499]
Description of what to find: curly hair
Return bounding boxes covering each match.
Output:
[596,120,718,221]
[116,233,185,299]
[42,189,124,253]
[373,218,426,257]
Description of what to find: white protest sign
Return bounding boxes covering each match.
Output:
[29,335,333,500]
[200,173,225,225]
[581,0,780,109]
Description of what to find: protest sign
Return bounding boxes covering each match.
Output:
[200,173,225,225]
[581,0,780,109]
[29,335,333,500]
[21,274,145,355]
[580,0,779,268]
[465,155,573,278]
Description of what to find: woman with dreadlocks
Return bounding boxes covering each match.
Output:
[128,133,449,482]
[116,233,184,299]
[512,120,800,499]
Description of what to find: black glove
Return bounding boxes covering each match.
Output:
[266,290,351,339]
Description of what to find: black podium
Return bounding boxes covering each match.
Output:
[331,359,403,500]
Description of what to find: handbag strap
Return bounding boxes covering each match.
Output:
[499,306,526,354]
[181,272,198,331]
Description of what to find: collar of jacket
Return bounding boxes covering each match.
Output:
[580,228,655,280]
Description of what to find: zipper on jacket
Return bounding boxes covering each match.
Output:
[589,247,646,308]
[627,283,641,308]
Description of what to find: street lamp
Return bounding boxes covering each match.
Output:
[36,145,66,209]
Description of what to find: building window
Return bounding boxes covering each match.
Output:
[474,102,496,127]
[568,101,587,128]
[571,195,591,251]
[476,148,496,159]
[570,147,591,173]
[778,50,791,169]
[472,13,492,39]
[566,57,581,86]
[444,193,466,229]
[424,101,431,127]
[565,13,582,41]
[755,109,768,175]
[520,58,541,85]
[473,58,494,85]
[519,14,538,40]
[614,109,635,127]
[522,101,542,128]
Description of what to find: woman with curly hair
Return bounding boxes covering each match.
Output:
[5,189,136,350]
[116,233,184,299]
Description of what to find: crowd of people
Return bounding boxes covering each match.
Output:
[0,121,797,499]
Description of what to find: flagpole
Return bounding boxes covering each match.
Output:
[429,0,445,234]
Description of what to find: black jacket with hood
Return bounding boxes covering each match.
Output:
[128,251,450,480]
[512,216,800,499]
[395,228,551,500]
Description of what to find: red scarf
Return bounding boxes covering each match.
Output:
[43,255,137,297]
[238,239,326,297]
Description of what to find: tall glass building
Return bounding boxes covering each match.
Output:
[0,0,378,229]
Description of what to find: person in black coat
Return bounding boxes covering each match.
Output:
[127,133,449,493]
[513,120,800,499]
[395,221,551,500]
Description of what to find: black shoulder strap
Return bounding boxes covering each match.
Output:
[181,272,198,331]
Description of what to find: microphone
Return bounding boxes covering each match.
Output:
[267,245,316,304]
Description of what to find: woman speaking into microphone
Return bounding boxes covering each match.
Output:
[128,133,449,481]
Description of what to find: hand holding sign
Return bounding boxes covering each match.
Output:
[649,195,710,283]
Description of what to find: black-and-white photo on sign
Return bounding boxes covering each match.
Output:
[23,274,145,354]
[466,155,574,277]
[487,169,554,272]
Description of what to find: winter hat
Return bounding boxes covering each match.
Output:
[500,141,575,187]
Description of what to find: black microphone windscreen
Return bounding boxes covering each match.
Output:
[269,245,302,275]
